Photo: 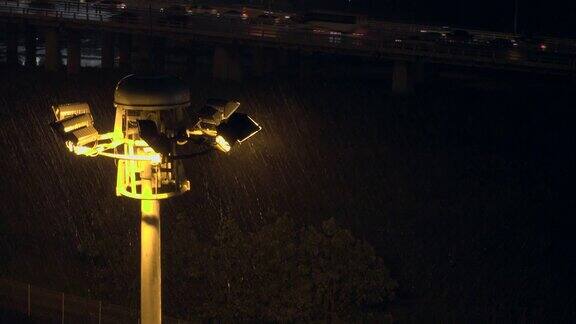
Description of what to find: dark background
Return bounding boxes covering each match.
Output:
[1,0,576,321]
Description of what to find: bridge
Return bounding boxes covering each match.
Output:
[2,0,576,93]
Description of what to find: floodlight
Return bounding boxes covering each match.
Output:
[68,125,99,146]
[198,99,241,125]
[50,103,99,150]
[52,102,91,121]
[192,99,259,153]
[216,112,262,146]
[56,114,94,133]
[216,99,241,120]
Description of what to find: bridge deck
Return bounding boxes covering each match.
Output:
[1,0,575,74]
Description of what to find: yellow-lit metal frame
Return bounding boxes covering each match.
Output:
[56,100,237,201]
[66,126,226,200]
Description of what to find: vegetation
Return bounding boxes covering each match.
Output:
[178,216,396,321]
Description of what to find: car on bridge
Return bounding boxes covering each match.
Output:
[445,29,473,44]
[295,11,368,45]
[239,6,293,25]
[158,5,189,26]
[221,9,244,21]
[91,0,126,12]
[299,11,367,34]
[418,26,450,42]
[489,38,517,49]
[185,4,219,17]
[258,13,279,24]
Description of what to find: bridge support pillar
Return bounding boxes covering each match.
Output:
[6,24,19,66]
[131,35,151,73]
[185,41,200,73]
[67,31,81,74]
[212,46,243,82]
[25,26,37,67]
[277,49,289,69]
[392,61,413,95]
[186,47,196,73]
[254,47,275,77]
[294,53,313,79]
[414,62,438,85]
[45,28,61,72]
[392,61,437,95]
[118,34,132,70]
[101,32,114,69]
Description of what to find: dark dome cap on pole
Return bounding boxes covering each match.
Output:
[114,75,191,111]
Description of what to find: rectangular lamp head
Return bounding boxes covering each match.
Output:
[216,112,261,144]
[199,99,241,125]
[52,102,91,122]
[50,102,99,148]
[69,126,99,146]
[54,113,94,133]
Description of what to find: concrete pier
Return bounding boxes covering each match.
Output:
[253,47,278,78]
[392,61,413,95]
[212,46,243,81]
[392,61,437,94]
[186,46,196,73]
[67,30,81,74]
[25,26,37,67]
[6,24,18,66]
[101,32,114,69]
[151,37,166,73]
[413,62,438,86]
[44,28,61,72]
[118,34,132,70]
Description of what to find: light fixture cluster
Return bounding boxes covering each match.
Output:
[51,96,261,160]
[51,102,100,154]
[50,74,261,200]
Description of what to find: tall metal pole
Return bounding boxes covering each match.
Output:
[140,161,161,324]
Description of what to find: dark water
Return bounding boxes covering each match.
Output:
[0,66,573,321]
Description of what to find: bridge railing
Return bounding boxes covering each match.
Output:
[0,277,193,323]
[0,1,108,21]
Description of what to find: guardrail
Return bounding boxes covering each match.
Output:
[1,0,575,73]
[0,0,110,21]
[0,277,192,323]
[0,277,543,323]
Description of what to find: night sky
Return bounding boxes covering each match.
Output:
[286,0,576,36]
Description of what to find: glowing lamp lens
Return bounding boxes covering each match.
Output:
[150,154,162,165]
[216,113,261,145]
[215,135,231,152]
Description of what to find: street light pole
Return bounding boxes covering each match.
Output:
[140,161,161,324]
[50,75,261,324]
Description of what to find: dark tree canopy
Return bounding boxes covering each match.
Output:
[180,216,396,321]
